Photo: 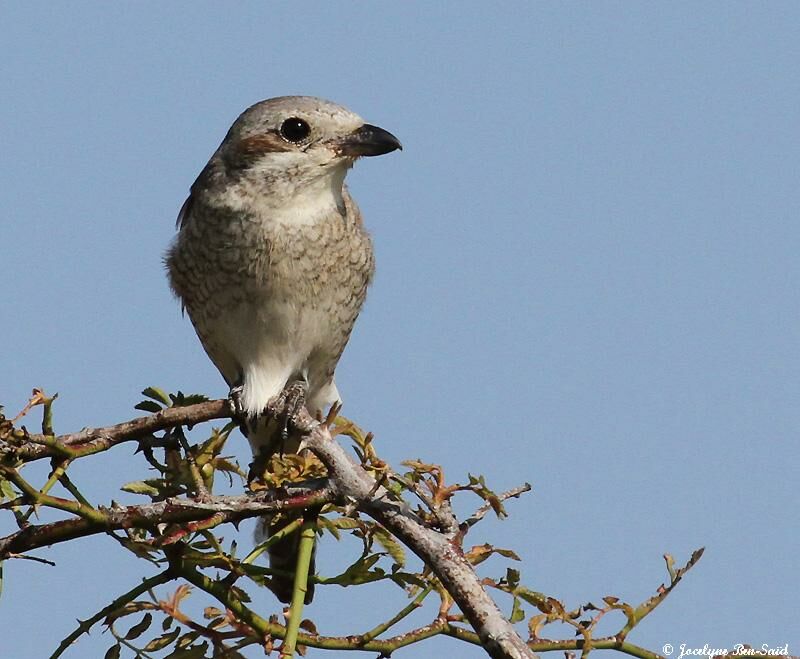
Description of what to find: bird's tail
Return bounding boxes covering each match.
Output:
[247,416,316,604]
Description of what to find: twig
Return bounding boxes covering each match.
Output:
[5,552,56,566]
[359,583,434,643]
[19,458,73,523]
[462,483,532,530]
[50,570,174,659]
[10,400,231,461]
[174,428,211,501]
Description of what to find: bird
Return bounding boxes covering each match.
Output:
[165,96,401,603]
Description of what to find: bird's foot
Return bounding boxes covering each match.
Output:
[228,383,246,418]
[265,380,310,453]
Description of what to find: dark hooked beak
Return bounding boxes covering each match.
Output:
[338,124,402,157]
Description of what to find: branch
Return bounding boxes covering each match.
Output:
[7,399,230,461]
[3,398,688,659]
[0,484,334,559]
[181,564,483,653]
[298,411,536,659]
[5,399,533,659]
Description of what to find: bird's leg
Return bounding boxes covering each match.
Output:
[265,379,309,453]
[228,380,246,418]
[229,379,261,441]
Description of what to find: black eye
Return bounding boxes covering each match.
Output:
[279,117,311,143]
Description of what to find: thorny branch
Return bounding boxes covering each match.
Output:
[0,485,334,558]
[0,390,718,659]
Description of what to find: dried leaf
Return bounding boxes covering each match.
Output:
[124,612,153,640]
[299,618,318,634]
[528,613,547,639]
[164,642,209,659]
[466,543,520,566]
[494,547,521,561]
[143,628,181,651]
[203,606,224,620]
[175,631,200,649]
[103,644,121,659]
[545,597,565,616]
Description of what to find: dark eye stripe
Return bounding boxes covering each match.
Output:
[237,132,294,155]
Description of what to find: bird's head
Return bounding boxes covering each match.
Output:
[196,96,401,213]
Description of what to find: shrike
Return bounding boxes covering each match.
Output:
[166,96,401,602]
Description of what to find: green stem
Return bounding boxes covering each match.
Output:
[360,584,434,642]
[280,515,317,659]
[0,466,105,524]
[179,564,285,637]
[20,459,72,523]
[242,517,304,564]
[50,570,173,659]
[58,472,94,509]
[41,393,58,436]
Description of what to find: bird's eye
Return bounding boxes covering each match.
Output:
[279,117,311,143]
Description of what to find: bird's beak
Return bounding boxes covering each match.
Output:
[338,124,402,157]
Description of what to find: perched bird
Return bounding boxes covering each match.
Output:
[165,96,401,603]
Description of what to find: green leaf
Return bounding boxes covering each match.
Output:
[121,481,161,497]
[212,457,245,477]
[124,612,153,640]
[517,587,548,607]
[317,517,341,540]
[324,554,387,586]
[389,572,427,589]
[0,478,17,502]
[103,644,121,659]
[374,528,406,567]
[143,627,181,651]
[134,400,164,413]
[505,568,520,588]
[333,517,362,529]
[229,584,251,603]
[510,597,525,623]
[142,386,173,407]
[170,392,210,407]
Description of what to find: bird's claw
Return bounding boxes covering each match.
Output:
[228,383,246,418]
[265,380,309,454]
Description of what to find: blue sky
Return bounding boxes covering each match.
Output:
[1,3,798,657]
